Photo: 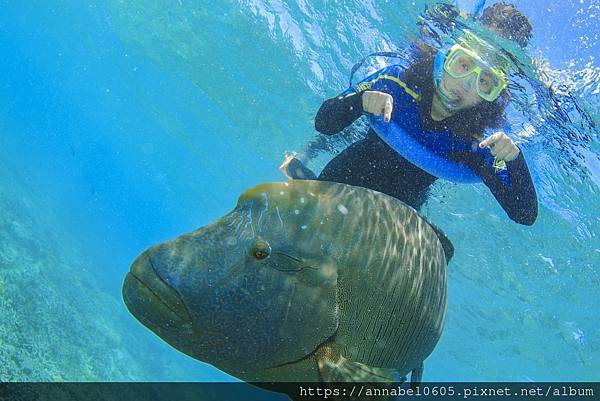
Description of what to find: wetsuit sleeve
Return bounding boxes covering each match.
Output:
[482,152,538,225]
[315,66,400,135]
[314,91,365,135]
[454,150,538,225]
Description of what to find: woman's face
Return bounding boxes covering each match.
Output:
[436,71,484,112]
[434,42,507,114]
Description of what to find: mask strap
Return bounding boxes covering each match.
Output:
[348,52,405,88]
[433,43,454,88]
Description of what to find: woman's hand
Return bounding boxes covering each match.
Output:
[362,91,393,122]
[479,132,520,162]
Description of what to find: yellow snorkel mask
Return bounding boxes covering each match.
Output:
[434,30,509,102]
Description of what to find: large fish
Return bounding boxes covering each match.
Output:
[122,180,451,389]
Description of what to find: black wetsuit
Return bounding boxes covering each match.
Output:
[301,84,538,226]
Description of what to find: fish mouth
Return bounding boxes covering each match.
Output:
[122,251,192,330]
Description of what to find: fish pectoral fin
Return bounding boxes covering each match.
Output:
[315,342,404,383]
[410,362,424,389]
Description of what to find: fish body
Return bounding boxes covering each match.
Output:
[123,180,449,385]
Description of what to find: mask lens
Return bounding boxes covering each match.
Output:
[446,49,477,78]
[444,45,506,101]
[477,69,499,96]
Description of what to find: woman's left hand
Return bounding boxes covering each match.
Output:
[479,132,520,162]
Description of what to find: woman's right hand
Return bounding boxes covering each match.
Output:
[362,90,394,122]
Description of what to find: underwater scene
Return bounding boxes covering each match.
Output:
[0,0,598,399]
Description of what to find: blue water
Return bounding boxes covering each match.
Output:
[0,0,598,386]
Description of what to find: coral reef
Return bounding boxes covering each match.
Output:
[0,160,203,382]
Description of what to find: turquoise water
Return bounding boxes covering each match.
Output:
[0,0,598,385]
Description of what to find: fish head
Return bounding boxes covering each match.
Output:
[123,181,342,375]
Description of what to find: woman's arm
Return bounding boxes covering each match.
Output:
[479,151,538,225]
[453,149,538,225]
[314,91,365,135]
[315,65,400,135]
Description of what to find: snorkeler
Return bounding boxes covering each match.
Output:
[281,2,538,226]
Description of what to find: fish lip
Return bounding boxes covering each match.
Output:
[125,251,192,323]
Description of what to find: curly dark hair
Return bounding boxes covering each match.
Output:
[420,2,533,47]
[480,2,533,47]
[404,45,508,140]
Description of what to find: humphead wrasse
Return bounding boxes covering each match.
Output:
[122,180,451,389]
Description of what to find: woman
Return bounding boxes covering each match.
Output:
[282,3,538,226]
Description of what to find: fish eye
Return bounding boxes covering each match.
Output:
[251,240,271,260]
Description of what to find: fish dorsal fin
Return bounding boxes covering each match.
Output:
[315,341,405,383]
